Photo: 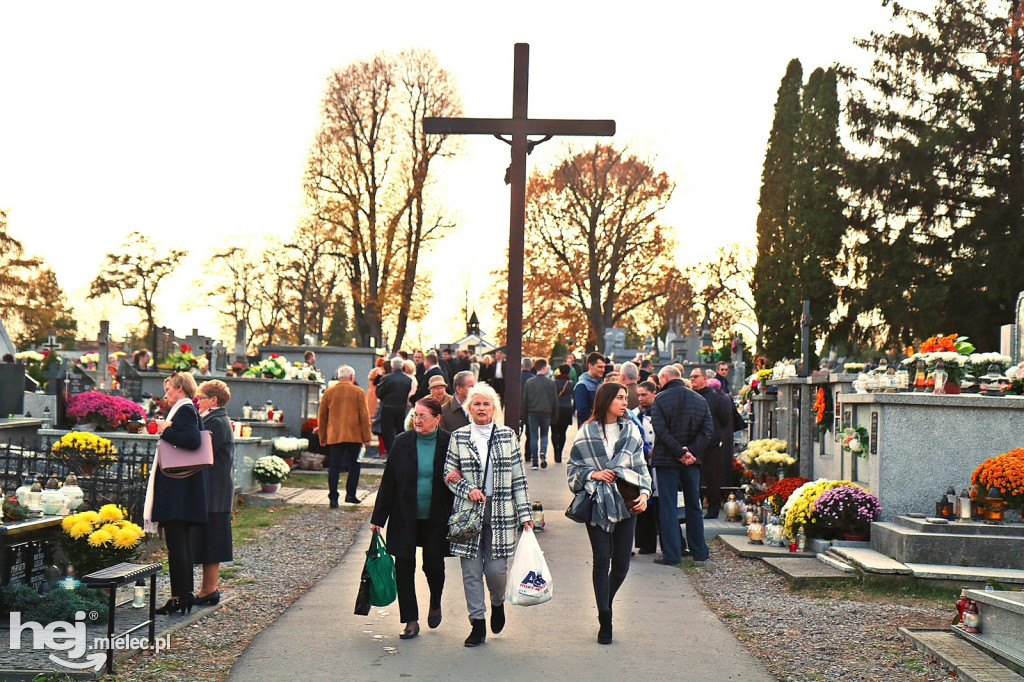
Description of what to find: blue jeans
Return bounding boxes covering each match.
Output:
[526,414,551,466]
[328,442,363,502]
[657,465,708,562]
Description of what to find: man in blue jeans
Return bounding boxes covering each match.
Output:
[649,365,714,563]
[522,358,559,469]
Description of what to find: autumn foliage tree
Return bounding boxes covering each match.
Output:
[496,144,682,354]
[304,48,461,350]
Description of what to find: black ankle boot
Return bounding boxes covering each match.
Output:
[490,604,505,633]
[597,611,612,644]
[465,618,486,647]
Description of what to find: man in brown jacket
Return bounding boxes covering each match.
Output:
[318,365,372,507]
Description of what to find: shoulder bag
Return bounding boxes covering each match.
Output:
[159,408,214,479]
[446,427,495,542]
[565,488,595,523]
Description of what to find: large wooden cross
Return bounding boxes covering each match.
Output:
[423,43,615,430]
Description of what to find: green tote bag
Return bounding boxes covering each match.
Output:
[365,529,397,607]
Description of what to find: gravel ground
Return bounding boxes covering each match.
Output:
[688,538,955,682]
[109,502,372,681]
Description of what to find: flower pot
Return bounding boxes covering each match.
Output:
[843,532,869,542]
[76,463,95,477]
[280,457,294,468]
[73,423,98,433]
[260,482,281,494]
[944,381,961,395]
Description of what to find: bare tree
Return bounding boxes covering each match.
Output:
[89,232,185,354]
[686,243,760,348]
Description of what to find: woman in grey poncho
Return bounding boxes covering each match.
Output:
[567,381,651,645]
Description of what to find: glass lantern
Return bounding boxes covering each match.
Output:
[983,486,1006,523]
[980,364,1009,396]
[62,474,84,512]
[932,360,947,395]
[40,474,64,515]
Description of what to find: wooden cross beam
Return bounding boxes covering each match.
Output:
[423,43,615,430]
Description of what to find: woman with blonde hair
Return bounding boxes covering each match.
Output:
[145,371,209,615]
[192,379,234,605]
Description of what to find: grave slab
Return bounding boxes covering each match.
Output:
[829,546,912,574]
[902,628,1024,682]
[761,556,857,582]
[816,552,856,573]
[718,532,815,558]
[956,589,1024,673]
[904,564,1024,585]
[873,520,1024,570]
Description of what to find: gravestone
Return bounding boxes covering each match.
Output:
[1013,290,1024,362]
[97,320,112,388]
[234,320,247,365]
[117,359,144,400]
[154,325,176,363]
[0,317,14,358]
[65,362,96,397]
[183,328,213,359]
[0,364,26,416]
[603,328,627,359]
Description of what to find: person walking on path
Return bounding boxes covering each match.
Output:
[318,365,372,507]
[441,370,475,433]
[443,383,533,648]
[551,364,575,463]
[375,357,413,454]
[370,397,454,640]
[568,382,651,645]
[192,380,234,606]
[523,358,558,470]
[574,352,606,425]
[650,365,713,564]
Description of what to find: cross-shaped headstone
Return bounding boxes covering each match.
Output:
[41,330,62,352]
[423,43,615,429]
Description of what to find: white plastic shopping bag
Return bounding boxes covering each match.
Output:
[505,527,552,606]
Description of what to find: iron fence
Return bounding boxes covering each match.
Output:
[0,437,154,524]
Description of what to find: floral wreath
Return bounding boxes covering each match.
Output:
[839,425,868,458]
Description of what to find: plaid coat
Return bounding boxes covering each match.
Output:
[444,424,533,559]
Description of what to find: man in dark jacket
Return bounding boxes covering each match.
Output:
[651,365,714,564]
[375,357,413,454]
[519,356,536,461]
[691,369,732,519]
[413,353,445,403]
[523,359,558,469]
[441,370,475,432]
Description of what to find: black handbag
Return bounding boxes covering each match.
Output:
[565,489,595,523]
[615,478,642,513]
[354,567,372,616]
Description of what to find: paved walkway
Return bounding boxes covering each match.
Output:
[229,455,774,681]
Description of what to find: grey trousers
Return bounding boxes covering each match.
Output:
[460,498,507,620]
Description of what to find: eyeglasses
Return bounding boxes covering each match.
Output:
[411,413,434,421]
[196,395,212,402]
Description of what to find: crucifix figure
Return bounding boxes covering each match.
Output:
[424,43,615,429]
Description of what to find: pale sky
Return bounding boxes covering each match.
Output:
[0,0,900,349]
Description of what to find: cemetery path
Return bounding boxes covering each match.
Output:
[228,450,774,682]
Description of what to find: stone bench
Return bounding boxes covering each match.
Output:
[81,561,161,674]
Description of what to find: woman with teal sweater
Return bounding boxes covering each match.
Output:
[371,397,454,639]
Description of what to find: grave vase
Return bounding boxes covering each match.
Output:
[260,482,280,494]
[72,423,98,433]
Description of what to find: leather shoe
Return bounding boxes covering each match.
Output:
[193,590,220,606]
[490,604,505,634]
[399,623,420,639]
[652,557,676,566]
[344,496,361,504]
[427,607,442,629]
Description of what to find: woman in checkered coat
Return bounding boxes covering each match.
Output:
[444,382,534,648]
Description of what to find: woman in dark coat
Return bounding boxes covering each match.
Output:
[370,397,454,640]
[144,371,209,615]
[192,379,234,606]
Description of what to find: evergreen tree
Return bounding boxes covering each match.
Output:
[325,295,355,347]
[790,67,845,355]
[843,0,1024,350]
[753,59,803,359]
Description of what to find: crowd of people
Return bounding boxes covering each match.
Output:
[313,344,743,646]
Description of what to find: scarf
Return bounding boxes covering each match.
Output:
[143,397,193,533]
[573,418,647,533]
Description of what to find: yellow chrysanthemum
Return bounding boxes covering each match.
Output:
[87,528,114,547]
[121,521,145,539]
[78,510,100,524]
[61,515,79,532]
[69,520,94,539]
[98,504,124,523]
[112,527,140,549]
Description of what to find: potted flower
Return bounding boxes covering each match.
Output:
[66,391,146,431]
[699,345,718,363]
[971,447,1024,514]
[271,437,309,467]
[752,476,810,514]
[780,478,853,540]
[807,484,881,540]
[60,505,145,577]
[1005,363,1024,395]
[165,343,200,372]
[49,432,117,476]
[253,455,290,493]
[738,438,795,484]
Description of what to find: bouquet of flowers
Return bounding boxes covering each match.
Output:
[752,476,810,514]
[271,437,309,458]
[60,505,145,577]
[971,448,1024,511]
[839,425,868,458]
[166,343,200,372]
[699,346,718,362]
[253,455,291,484]
[244,354,289,379]
[80,352,100,367]
[843,362,865,373]
[813,388,832,434]
[66,391,146,430]
[3,494,28,522]
[289,362,324,383]
[966,353,1013,378]
[50,432,117,466]
[781,478,852,540]
[15,350,44,362]
[739,438,795,476]
[807,484,880,538]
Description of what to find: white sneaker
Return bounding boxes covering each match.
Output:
[530,465,539,470]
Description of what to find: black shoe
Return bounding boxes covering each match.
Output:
[193,590,220,606]
[399,623,420,639]
[597,611,612,644]
[652,557,676,566]
[541,457,547,469]
[344,496,361,504]
[490,604,505,634]
[155,594,193,615]
[465,618,486,647]
[427,607,442,629]
[638,548,655,555]
[704,510,720,519]
[329,501,339,509]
